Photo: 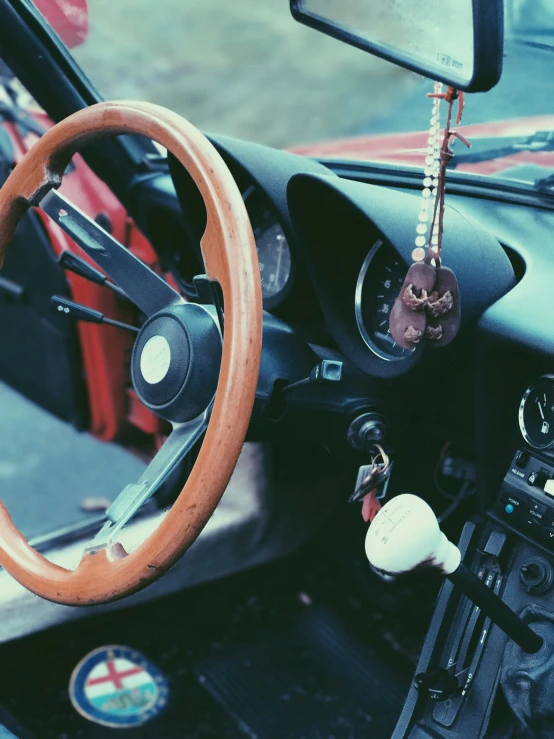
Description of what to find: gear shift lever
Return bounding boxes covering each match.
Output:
[365,494,543,654]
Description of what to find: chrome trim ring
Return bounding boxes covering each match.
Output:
[354,239,409,363]
[518,374,554,450]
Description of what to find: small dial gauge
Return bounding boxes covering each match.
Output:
[243,186,292,309]
[355,239,414,361]
[519,376,554,449]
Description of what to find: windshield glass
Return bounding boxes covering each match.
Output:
[32,0,554,187]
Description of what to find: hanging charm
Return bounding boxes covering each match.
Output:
[389,262,437,349]
[389,83,469,349]
[426,265,461,345]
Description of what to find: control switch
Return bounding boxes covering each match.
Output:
[528,470,549,489]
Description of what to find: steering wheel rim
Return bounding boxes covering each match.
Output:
[0,101,262,605]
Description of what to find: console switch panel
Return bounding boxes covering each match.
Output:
[495,451,554,549]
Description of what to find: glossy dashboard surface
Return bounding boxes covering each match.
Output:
[148,132,554,515]
[191,135,514,381]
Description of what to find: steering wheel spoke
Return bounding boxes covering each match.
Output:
[39,188,182,317]
[90,407,211,548]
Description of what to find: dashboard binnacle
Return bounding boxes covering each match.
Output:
[164,135,516,380]
[241,179,417,366]
[286,172,515,378]
[243,182,415,365]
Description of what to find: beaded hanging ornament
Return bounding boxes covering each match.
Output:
[389,83,470,349]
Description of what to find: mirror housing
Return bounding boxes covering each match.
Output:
[290,0,503,93]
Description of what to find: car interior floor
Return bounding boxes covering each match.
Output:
[0,381,146,541]
[0,500,443,739]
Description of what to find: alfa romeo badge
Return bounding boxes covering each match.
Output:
[69,645,169,728]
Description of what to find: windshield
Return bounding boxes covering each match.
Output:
[32,1,554,187]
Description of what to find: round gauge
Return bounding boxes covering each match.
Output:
[243,186,292,309]
[519,376,554,449]
[355,239,414,361]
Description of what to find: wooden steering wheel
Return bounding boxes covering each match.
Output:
[0,101,262,605]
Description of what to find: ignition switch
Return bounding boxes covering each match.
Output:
[347,412,388,453]
[520,557,554,595]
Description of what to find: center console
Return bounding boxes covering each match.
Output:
[393,375,554,739]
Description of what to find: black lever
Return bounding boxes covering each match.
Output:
[51,296,139,333]
[58,252,128,300]
[414,666,460,701]
[193,274,224,332]
[282,359,343,395]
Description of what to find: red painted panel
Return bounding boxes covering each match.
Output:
[33,0,89,49]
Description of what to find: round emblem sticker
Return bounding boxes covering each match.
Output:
[69,645,169,728]
[140,335,171,384]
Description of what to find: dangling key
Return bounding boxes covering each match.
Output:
[349,445,392,505]
[360,463,394,522]
[349,463,387,504]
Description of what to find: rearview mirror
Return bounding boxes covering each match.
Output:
[290,0,503,93]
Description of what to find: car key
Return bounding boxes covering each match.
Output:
[360,464,394,522]
[350,445,392,522]
[349,445,392,503]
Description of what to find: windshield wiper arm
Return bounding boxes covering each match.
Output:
[533,171,554,192]
[448,130,554,168]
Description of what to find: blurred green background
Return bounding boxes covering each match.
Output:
[73,0,420,148]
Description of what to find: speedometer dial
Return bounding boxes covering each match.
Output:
[243,186,292,309]
[355,239,413,361]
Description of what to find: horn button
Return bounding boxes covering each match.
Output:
[131,303,222,422]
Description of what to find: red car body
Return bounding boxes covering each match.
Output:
[294,116,554,178]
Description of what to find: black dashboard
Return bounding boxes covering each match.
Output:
[136,131,554,522]
[201,136,554,533]
[198,135,515,383]
[141,134,517,380]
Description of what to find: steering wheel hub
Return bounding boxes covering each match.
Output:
[131,303,222,422]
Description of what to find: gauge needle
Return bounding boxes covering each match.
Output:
[275,241,283,287]
[537,398,546,420]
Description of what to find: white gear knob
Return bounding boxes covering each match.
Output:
[365,494,461,575]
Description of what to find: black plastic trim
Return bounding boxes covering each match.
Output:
[321,159,554,211]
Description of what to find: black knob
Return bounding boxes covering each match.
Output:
[515,450,530,469]
[520,558,554,595]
